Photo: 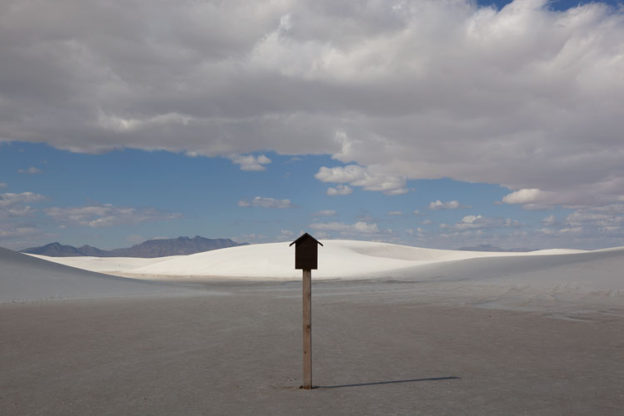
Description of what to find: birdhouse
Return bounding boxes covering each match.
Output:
[289,233,323,270]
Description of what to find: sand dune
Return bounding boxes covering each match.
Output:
[30,239,587,279]
[0,247,194,302]
[389,246,624,290]
[3,242,624,414]
[9,240,624,305]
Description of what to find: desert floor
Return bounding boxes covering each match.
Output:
[2,279,623,416]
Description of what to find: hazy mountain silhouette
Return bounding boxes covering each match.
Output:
[22,236,245,258]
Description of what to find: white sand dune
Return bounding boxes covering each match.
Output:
[388,246,624,295]
[10,240,623,306]
[32,239,589,280]
[28,254,165,273]
[5,242,624,415]
[0,247,194,303]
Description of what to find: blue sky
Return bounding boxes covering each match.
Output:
[0,141,581,249]
[1,0,623,250]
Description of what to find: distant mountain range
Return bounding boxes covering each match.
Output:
[22,236,246,258]
[458,244,534,252]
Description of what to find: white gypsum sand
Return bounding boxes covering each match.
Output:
[13,240,624,311]
[28,239,586,279]
[3,242,624,414]
[0,247,197,303]
[27,254,169,274]
[22,240,624,311]
[2,285,624,415]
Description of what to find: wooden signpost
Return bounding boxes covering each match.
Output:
[290,233,323,390]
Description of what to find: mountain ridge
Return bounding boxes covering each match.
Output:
[22,236,246,258]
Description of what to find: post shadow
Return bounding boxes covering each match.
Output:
[313,376,460,389]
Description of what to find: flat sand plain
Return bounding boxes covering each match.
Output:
[2,280,623,416]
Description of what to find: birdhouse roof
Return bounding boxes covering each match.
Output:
[289,232,323,247]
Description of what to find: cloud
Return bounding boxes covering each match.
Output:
[0,0,623,206]
[441,214,521,231]
[326,185,353,196]
[388,210,403,216]
[542,215,557,226]
[316,165,407,195]
[0,182,7,189]
[43,204,181,228]
[314,209,337,216]
[229,154,271,171]
[501,183,624,209]
[461,215,483,225]
[275,229,296,241]
[0,192,45,218]
[235,233,268,243]
[0,225,39,238]
[310,221,380,234]
[2,205,37,217]
[0,191,46,247]
[563,204,624,234]
[18,166,42,175]
[503,189,548,206]
[534,203,624,247]
[429,200,462,210]
[238,196,294,209]
[0,192,45,208]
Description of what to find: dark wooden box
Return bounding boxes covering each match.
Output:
[290,233,323,270]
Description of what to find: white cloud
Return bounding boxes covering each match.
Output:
[326,185,353,196]
[537,204,624,242]
[388,210,403,216]
[429,200,462,210]
[235,233,267,243]
[542,215,557,226]
[441,214,521,231]
[278,229,295,240]
[0,191,46,246]
[237,196,294,209]
[0,225,38,238]
[462,215,483,224]
[0,192,45,208]
[43,204,181,228]
[0,192,45,218]
[501,188,547,205]
[3,205,37,217]
[412,209,420,215]
[314,209,337,216]
[501,183,624,209]
[0,182,6,189]
[310,221,379,234]
[0,0,623,206]
[18,166,42,175]
[229,154,271,171]
[564,204,624,234]
[353,221,380,233]
[316,165,407,195]
[406,227,426,239]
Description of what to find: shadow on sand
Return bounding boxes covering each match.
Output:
[313,376,460,389]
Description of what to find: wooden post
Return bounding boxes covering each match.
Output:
[302,268,312,389]
[290,233,322,390]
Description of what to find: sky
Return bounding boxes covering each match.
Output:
[1,0,623,250]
